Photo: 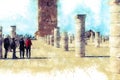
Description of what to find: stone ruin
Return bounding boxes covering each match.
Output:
[11,25,16,38]
[0,0,119,75]
[50,35,54,46]
[36,0,57,37]
[54,27,60,48]
[0,26,2,58]
[75,14,86,57]
[61,32,69,51]
[110,0,120,74]
[94,32,100,47]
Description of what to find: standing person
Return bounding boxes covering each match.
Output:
[8,37,12,52]
[11,38,18,59]
[25,37,32,59]
[19,37,25,59]
[4,36,10,59]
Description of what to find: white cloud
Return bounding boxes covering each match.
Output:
[59,0,83,15]
[83,0,101,14]
[58,0,110,35]
[0,0,30,19]
[83,0,102,26]
[59,0,101,15]
[0,0,37,35]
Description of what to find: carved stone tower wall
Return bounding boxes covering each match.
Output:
[38,0,57,37]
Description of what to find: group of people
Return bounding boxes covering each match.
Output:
[4,36,32,59]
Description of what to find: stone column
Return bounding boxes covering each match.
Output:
[100,35,103,43]
[85,38,87,45]
[61,32,69,51]
[69,34,73,44]
[11,26,16,38]
[47,35,50,45]
[45,35,47,43]
[50,35,54,46]
[94,32,100,47]
[71,34,75,41]
[54,27,60,48]
[102,36,105,43]
[0,26,2,58]
[90,32,94,42]
[110,0,120,74]
[75,14,86,57]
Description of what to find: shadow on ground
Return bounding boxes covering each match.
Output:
[84,56,110,58]
[0,57,51,60]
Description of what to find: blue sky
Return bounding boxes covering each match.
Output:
[0,0,38,36]
[0,0,110,36]
[58,0,110,36]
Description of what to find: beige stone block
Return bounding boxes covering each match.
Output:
[75,47,85,57]
[75,40,85,56]
[109,0,120,5]
[75,41,85,47]
[111,13,120,21]
[110,5,120,13]
[110,36,120,47]
[110,24,120,36]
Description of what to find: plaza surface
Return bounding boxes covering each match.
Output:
[0,40,119,80]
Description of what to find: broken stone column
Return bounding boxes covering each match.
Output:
[44,35,47,43]
[11,26,16,38]
[100,35,104,43]
[94,32,100,47]
[110,0,120,74]
[100,35,102,43]
[61,32,69,51]
[90,32,94,42]
[69,34,73,44]
[0,26,2,58]
[50,35,54,46]
[75,14,86,57]
[54,27,60,48]
[102,36,105,43]
[85,38,87,45]
[47,35,50,45]
[72,34,75,41]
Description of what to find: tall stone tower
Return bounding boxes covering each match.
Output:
[37,0,57,37]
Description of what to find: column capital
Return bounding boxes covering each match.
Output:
[75,14,86,23]
[76,14,86,20]
[110,0,120,5]
[11,25,16,27]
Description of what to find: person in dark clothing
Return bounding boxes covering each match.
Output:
[19,37,25,59]
[11,38,18,59]
[4,36,10,58]
[25,37,32,59]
